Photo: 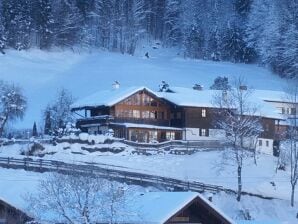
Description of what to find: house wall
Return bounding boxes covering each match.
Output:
[183,128,225,141]
[260,118,276,139]
[183,107,214,129]
[112,90,172,126]
[265,101,298,117]
[256,138,274,155]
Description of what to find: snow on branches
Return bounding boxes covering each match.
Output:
[0,80,27,136]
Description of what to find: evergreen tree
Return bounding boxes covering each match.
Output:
[210,76,231,90]
[1,0,32,50]
[52,0,83,47]
[32,121,38,137]
[44,110,51,135]
[163,0,181,46]
[0,15,6,54]
[32,0,55,49]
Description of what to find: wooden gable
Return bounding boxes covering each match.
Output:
[165,196,232,224]
[113,89,172,120]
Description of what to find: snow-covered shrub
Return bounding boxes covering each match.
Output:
[88,134,106,144]
[79,133,89,141]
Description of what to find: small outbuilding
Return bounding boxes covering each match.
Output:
[0,198,33,224]
[105,191,234,224]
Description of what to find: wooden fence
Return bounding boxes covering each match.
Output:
[0,156,274,200]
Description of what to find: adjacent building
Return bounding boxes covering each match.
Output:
[99,191,234,224]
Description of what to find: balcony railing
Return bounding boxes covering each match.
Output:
[76,115,172,127]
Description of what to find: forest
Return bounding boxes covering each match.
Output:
[0,0,297,78]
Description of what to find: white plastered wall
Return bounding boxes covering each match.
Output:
[256,138,274,155]
[183,128,226,141]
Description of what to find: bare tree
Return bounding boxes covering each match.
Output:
[283,82,298,207]
[43,88,74,136]
[26,172,134,223]
[0,80,27,137]
[213,77,262,201]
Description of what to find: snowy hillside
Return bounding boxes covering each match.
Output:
[0,48,285,128]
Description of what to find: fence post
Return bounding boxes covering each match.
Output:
[39,159,42,171]
[23,158,27,170]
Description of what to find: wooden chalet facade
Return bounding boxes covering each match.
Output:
[71,85,284,155]
[73,88,217,143]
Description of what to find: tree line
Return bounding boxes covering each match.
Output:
[0,0,297,78]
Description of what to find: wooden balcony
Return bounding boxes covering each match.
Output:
[76,115,172,127]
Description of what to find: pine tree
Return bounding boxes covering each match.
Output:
[163,0,181,46]
[44,110,51,135]
[0,15,6,54]
[32,121,38,137]
[32,0,55,49]
[52,0,83,47]
[1,0,33,50]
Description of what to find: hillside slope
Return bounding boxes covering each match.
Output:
[0,48,284,128]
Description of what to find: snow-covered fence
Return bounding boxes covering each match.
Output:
[0,156,274,199]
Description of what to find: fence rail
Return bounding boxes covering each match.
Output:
[0,156,274,200]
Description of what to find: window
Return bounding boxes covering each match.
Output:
[291,108,296,115]
[266,140,269,147]
[201,129,206,136]
[132,110,140,118]
[259,140,262,146]
[149,131,158,142]
[281,107,285,114]
[166,131,175,140]
[150,111,157,119]
[202,109,206,117]
[142,111,150,119]
[287,108,290,114]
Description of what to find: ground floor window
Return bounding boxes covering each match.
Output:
[149,130,158,142]
[200,129,208,137]
[259,139,262,146]
[166,131,175,140]
[129,129,148,142]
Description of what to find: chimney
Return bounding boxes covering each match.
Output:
[193,84,203,91]
[239,85,247,91]
[112,81,120,90]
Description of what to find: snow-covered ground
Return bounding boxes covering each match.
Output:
[1,142,296,203]
[0,48,294,223]
[0,48,284,128]
[0,167,297,223]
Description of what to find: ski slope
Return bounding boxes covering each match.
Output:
[0,48,285,128]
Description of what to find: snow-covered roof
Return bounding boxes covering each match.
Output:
[71,86,157,109]
[72,86,285,120]
[157,87,283,120]
[123,191,234,224]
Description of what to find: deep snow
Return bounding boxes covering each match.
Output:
[0,48,285,128]
[0,167,297,223]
